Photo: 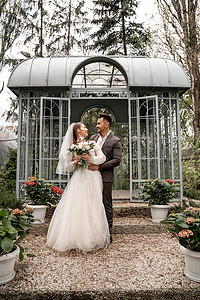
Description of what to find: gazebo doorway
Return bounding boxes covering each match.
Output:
[81,106,129,192]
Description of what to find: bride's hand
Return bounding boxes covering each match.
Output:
[81,153,91,163]
[73,155,81,165]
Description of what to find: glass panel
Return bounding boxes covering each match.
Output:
[72,62,126,88]
[40,97,70,181]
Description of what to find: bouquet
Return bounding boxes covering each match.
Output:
[68,139,95,168]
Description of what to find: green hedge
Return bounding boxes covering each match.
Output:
[183,188,200,200]
[0,149,23,209]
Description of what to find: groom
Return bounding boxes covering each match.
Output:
[88,113,122,242]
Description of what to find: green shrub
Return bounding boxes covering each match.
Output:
[171,198,200,214]
[0,150,23,209]
[183,188,200,200]
[0,149,17,192]
[0,189,23,209]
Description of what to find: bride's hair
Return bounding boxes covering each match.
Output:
[73,122,82,143]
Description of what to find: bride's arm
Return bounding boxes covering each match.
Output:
[65,152,76,172]
[56,152,78,174]
[90,143,106,165]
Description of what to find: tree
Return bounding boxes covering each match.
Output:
[156,0,200,145]
[91,0,151,55]
[23,0,51,57]
[47,0,90,55]
[0,0,25,65]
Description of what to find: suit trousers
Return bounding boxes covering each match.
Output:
[102,182,113,234]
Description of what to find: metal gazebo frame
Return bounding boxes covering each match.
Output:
[7,55,190,201]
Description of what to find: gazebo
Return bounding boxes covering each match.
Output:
[7,55,190,201]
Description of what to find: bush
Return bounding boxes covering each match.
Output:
[171,199,200,214]
[0,149,23,209]
[183,188,200,200]
[0,149,17,192]
[0,189,23,209]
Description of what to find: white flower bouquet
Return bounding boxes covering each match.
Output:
[68,139,95,168]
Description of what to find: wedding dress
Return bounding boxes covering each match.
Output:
[46,141,110,252]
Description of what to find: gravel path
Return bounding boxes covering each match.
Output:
[1,203,200,299]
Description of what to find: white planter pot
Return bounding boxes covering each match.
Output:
[27,204,47,224]
[150,204,170,223]
[180,245,200,283]
[0,245,19,285]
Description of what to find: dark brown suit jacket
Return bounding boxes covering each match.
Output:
[89,132,122,182]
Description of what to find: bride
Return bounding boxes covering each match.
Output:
[46,122,110,252]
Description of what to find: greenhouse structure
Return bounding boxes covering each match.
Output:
[8,55,190,201]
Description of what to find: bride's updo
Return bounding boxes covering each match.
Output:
[73,122,82,143]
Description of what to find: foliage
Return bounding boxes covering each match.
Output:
[0,149,23,209]
[24,177,62,206]
[161,202,200,252]
[23,0,51,57]
[0,149,17,192]
[182,138,200,189]
[47,0,90,55]
[142,178,179,205]
[0,149,20,209]
[170,199,200,214]
[0,190,23,210]
[91,0,151,55]
[0,207,33,259]
[183,189,200,201]
[2,97,19,124]
[0,0,25,65]
[156,0,200,144]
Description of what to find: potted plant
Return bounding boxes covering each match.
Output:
[24,177,62,224]
[0,207,33,285]
[142,178,179,223]
[161,203,200,282]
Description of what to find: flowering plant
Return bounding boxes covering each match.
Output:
[0,207,33,260]
[161,205,200,252]
[68,139,95,168]
[24,177,62,205]
[142,178,179,205]
[50,185,63,204]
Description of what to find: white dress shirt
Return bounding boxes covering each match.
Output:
[97,130,111,148]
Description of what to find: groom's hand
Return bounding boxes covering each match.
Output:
[88,164,99,171]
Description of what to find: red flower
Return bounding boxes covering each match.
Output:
[178,229,194,238]
[51,186,62,194]
[12,208,23,215]
[186,217,196,224]
[165,179,175,184]
[25,181,36,186]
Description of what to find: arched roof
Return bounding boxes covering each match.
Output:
[8,55,190,95]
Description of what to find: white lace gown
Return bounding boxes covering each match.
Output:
[46,142,110,252]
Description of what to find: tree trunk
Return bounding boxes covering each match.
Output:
[67,0,72,55]
[186,1,200,144]
[39,0,43,57]
[121,1,127,55]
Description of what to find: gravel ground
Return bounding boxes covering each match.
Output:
[1,202,200,299]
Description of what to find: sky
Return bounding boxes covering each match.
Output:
[0,0,158,125]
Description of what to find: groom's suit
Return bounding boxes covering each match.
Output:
[89,132,122,236]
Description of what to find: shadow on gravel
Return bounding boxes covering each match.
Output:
[114,207,151,218]
[112,224,166,235]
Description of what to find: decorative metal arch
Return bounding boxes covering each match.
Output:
[80,105,117,123]
[71,57,128,88]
